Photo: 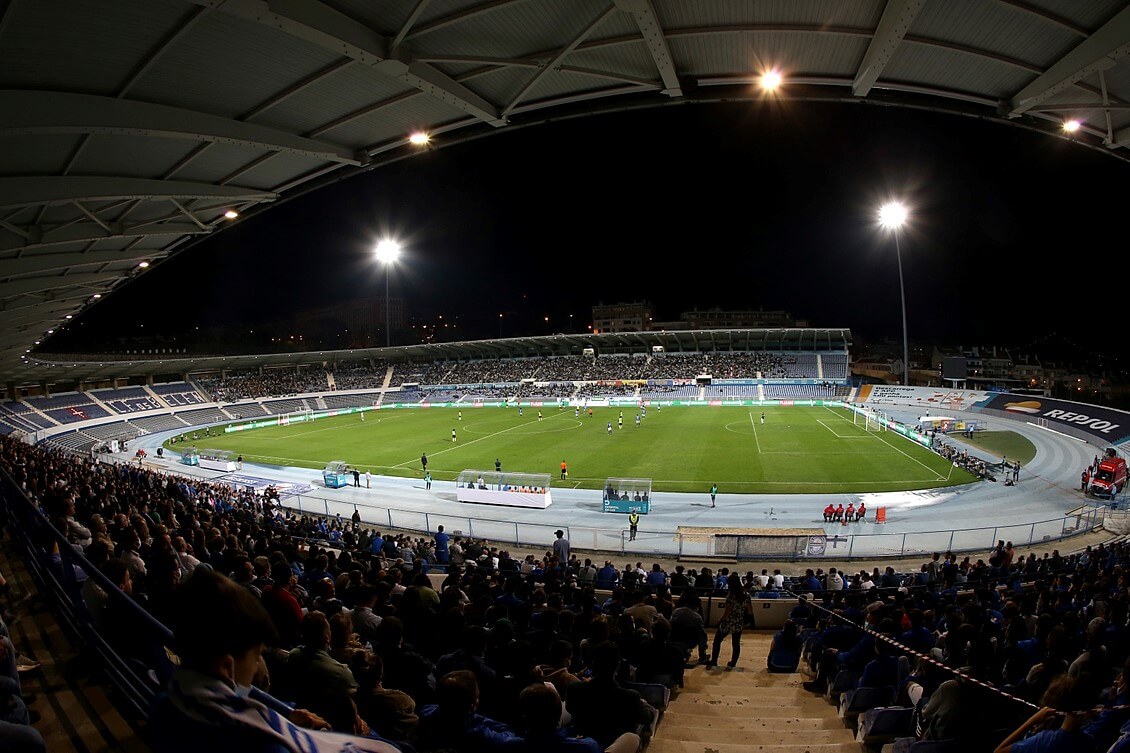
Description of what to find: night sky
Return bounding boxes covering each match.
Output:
[57,101,1130,361]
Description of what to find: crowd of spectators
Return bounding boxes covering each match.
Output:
[789,542,1130,752]
[9,426,1119,752]
[0,564,42,752]
[377,352,830,391]
[196,368,329,402]
[178,351,846,407]
[332,362,394,391]
[1,437,712,752]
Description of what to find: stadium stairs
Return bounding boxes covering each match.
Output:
[0,530,146,753]
[649,630,858,753]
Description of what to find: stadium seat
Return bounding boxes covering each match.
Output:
[855,706,913,747]
[826,668,861,701]
[908,739,964,753]
[838,685,897,726]
[622,679,670,715]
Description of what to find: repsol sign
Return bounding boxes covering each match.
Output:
[986,394,1130,442]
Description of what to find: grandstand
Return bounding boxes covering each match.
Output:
[0,402,50,434]
[149,381,207,407]
[92,386,163,414]
[4,337,1126,753]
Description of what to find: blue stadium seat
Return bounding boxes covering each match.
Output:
[856,706,914,747]
[839,685,897,725]
[908,739,964,753]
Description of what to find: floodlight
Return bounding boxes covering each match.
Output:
[879,202,908,229]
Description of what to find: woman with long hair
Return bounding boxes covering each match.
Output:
[705,572,753,668]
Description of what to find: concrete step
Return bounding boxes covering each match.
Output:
[657,725,852,745]
[683,668,804,686]
[667,695,836,713]
[648,741,860,753]
[677,683,827,697]
[662,711,845,730]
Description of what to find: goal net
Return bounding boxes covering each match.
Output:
[852,407,887,431]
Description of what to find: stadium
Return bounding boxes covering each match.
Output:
[2,3,1130,753]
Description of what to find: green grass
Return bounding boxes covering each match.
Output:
[959,430,1037,466]
[165,405,977,494]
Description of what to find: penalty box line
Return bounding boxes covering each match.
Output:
[822,406,945,482]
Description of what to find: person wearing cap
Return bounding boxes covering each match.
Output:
[552,530,570,563]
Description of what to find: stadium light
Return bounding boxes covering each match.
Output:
[878,201,910,386]
[760,69,782,91]
[375,239,401,347]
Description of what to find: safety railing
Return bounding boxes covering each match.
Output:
[279,491,1104,561]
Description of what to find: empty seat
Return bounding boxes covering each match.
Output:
[856,706,913,747]
[839,685,896,725]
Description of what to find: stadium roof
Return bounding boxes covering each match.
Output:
[4,0,1129,386]
[29,328,851,382]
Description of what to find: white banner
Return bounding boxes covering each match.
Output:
[859,385,992,411]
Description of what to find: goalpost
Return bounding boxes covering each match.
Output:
[852,406,887,432]
[280,405,314,426]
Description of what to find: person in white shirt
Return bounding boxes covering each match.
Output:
[826,567,844,591]
[753,570,770,589]
[173,536,202,574]
[771,569,785,589]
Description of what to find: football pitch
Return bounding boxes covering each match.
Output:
[166,405,976,495]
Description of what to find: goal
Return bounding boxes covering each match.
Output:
[852,407,887,432]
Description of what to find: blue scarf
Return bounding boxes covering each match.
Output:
[162,670,399,753]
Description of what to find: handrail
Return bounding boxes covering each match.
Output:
[1,467,177,720]
[278,490,1104,560]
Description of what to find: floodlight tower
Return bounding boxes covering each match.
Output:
[879,202,910,386]
[374,239,401,347]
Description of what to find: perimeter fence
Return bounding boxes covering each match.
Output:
[280,491,1105,561]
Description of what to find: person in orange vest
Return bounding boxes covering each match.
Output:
[833,503,844,522]
[560,460,568,480]
[823,503,835,522]
[1082,468,1090,492]
[855,502,866,522]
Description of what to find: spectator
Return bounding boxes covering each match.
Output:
[993,675,1100,753]
[669,591,707,665]
[705,573,753,669]
[512,682,641,753]
[565,641,656,750]
[287,612,363,734]
[355,653,417,747]
[539,639,583,698]
[416,670,518,752]
[767,619,802,673]
[147,567,399,753]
